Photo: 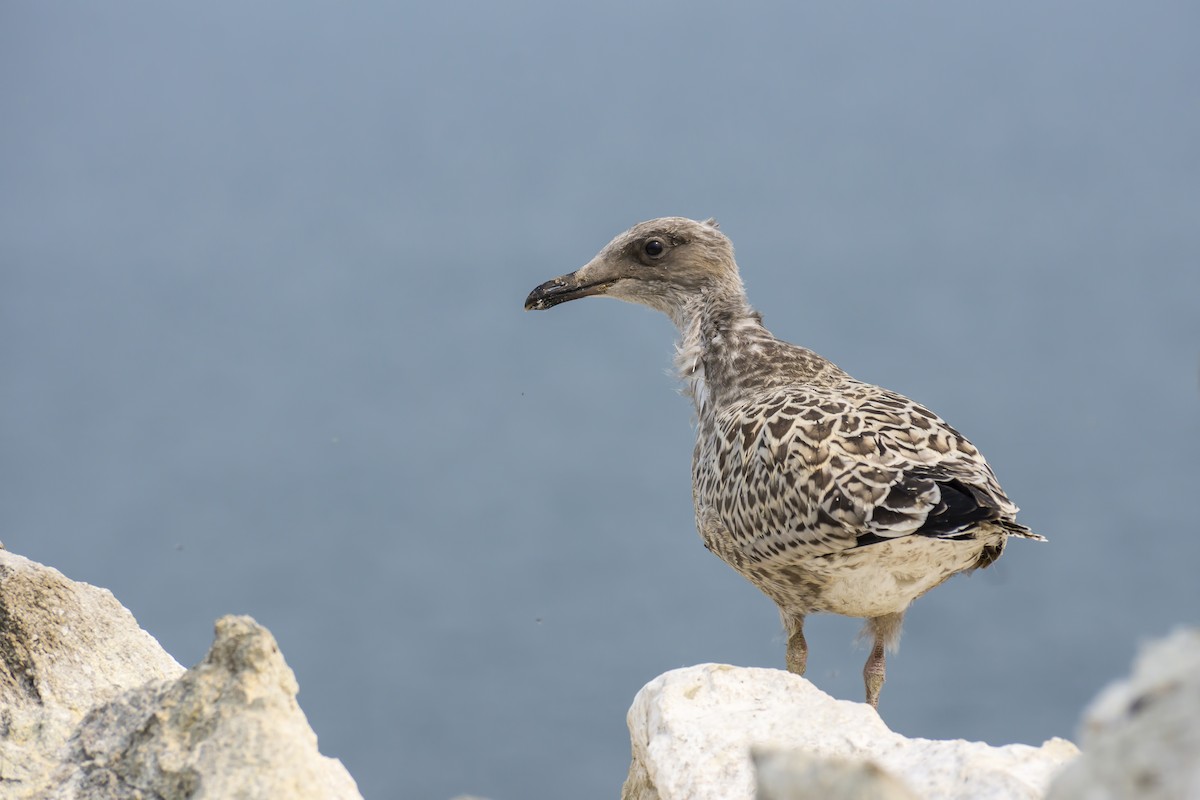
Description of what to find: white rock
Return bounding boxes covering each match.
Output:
[0,551,185,796]
[1047,628,1200,800]
[752,748,920,800]
[0,551,362,800]
[621,664,1078,800]
[42,615,362,800]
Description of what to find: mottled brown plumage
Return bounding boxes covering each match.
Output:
[525,217,1044,708]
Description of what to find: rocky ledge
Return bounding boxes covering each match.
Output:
[0,550,361,799]
[622,632,1200,800]
[2,548,1196,798]
[622,664,1076,800]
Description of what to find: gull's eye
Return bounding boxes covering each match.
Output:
[644,238,666,258]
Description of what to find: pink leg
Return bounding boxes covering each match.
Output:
[862,613,904,709]
[863,638,886,708]
[784,613,807,675]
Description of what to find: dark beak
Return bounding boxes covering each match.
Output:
[524,271,615,311]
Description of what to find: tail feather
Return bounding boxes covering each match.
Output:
[1000,519,1047,542]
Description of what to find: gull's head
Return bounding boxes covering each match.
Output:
[524,217,741,319]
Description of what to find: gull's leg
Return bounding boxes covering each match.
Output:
[782,612,807,675]
[862,613,904,709]
[863,638,886,708]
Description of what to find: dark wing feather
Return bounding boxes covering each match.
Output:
[856,472,1003,548]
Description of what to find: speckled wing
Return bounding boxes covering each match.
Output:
[692,382,1042,564]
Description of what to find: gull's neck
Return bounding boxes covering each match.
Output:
[673,287,772,414]
[671,285,845,416]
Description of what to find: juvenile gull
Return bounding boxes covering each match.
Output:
[524,217,1045,708]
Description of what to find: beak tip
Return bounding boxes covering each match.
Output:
[526,273,604,312]
[525,278,567,311]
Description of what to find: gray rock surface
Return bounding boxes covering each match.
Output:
[1047,628,1200,800]
[621,663,1078,800]
[42,615,362,799]
[752,749,920,800]
[0,551,185,795]
[0,551,361,800]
